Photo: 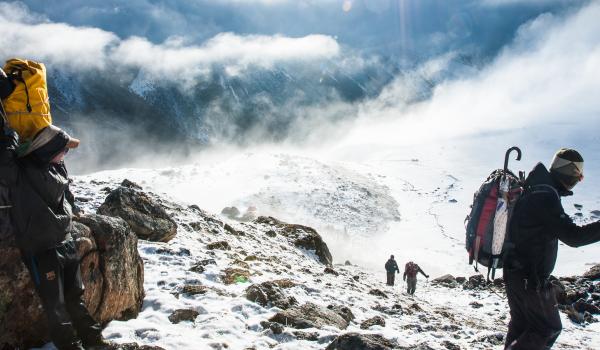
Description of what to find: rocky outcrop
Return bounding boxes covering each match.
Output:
[269,302,349,330]
[255,217,332,266]
[583,264,600,280]
[326,333,398,350]
[328,305,355,324]
[360,315,386,329]
[246,281,297,309]
[368,289,388,299]
[554,276,600,324]
[168,309,199,324]
[75,215,145,323]
[432,274,459,288]
[0,214,144,349]
[98,181,177,242]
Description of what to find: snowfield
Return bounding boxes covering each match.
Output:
[41,141,600,349]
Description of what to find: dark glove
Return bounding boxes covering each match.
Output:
[0,68,16,100]
[0,125,18,147]
[426,275,430,278]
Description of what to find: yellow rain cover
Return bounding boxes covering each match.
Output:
[2,58,52,141]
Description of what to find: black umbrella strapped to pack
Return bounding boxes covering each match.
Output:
[489,147,522,279]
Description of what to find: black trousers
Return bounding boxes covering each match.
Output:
[406,276,417,295]
[23,240,102,350]
[504,269,561,350]
[386,272,396,286]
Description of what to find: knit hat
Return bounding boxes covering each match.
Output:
[550,148,584,190]
[23,125,80,164]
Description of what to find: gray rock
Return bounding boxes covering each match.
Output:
[327,305,355,323]
[368,289,388,299]
[207,241,231,250]
[269,302,349,330]
[98,185,177,242]
[255,217,332,266]
[168,309,199,324]
[246,281,297,309]
[326,333,398,350]
[584,264,600,280]
[293,331,319,341]
[360,315,386,329]
[221,207,241,220]
[432,274,458,288]
[260,321,284,334]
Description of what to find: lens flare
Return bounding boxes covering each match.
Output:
[343,0,352,12]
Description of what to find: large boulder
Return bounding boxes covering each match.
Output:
[75,215,145,322]
[269,302,349,330]
[98,182,177,242]
[583,264,600,280]
[255,217,332,266]
[326,333,398,350]
[432,274,458,288]
[245,281,297,309]
[0,214,144,349]
[360,315,386,329]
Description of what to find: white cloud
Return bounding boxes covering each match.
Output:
[113,32,340,82]
[0,2,340,83]
[337,1,600,146]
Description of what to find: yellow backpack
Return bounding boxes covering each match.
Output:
[1,58,52,142]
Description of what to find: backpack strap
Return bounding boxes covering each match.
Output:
[10,70,32,113]
[528,184,559,200]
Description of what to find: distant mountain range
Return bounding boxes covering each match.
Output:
[45,54,477,172]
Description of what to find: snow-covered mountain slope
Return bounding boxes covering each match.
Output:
[80,127,600,280]
[39,176,599,350]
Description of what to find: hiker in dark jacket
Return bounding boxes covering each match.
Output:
[504,148,600,350]
[385,255,400,286]
[0,121,106,350]
[403,261,428,295]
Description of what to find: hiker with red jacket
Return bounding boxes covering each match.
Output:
[503,149,600,350]
[1,69,108,350]
[384,255,400,286]
[403,261,428,295]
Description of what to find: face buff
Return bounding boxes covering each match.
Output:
[550,149,584,190]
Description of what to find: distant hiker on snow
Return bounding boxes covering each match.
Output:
[503,149,600,350]
[384,255,400,286]
[1,61,109,350]
[403,261,428,295]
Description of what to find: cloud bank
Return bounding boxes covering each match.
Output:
[334,1,600,150]
[0,2,340,83]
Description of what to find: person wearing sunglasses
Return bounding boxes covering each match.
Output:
[503,148,600,350]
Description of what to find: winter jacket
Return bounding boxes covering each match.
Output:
[385,258,399,273]
[506,162,600,286]
[0,128,74,254]
[403,262,427,279]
